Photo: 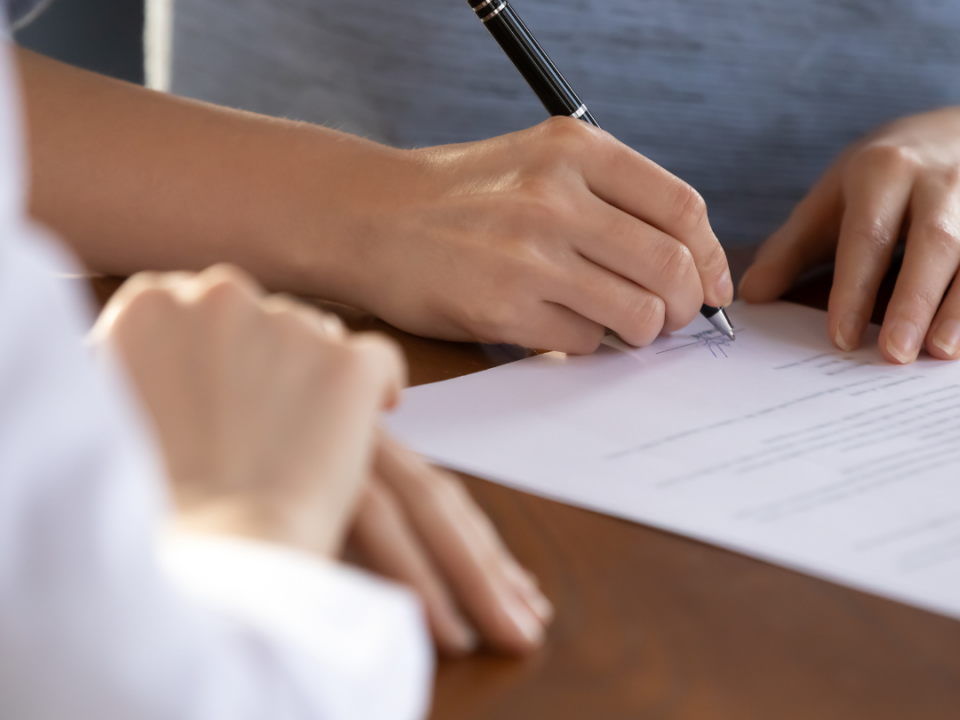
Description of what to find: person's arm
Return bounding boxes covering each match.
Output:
[18,47,732,355]
[739,107,960,365]
[100,265,552,656]
[0,224,429,720]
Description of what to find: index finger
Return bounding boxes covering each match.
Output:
[571,122,733,307]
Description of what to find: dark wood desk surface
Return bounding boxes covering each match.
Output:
[93,247,960,719]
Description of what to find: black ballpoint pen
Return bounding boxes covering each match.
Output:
[465,0,736,341]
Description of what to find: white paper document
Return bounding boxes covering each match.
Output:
[387,301,960,620]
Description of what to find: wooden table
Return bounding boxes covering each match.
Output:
[93,246,960,719]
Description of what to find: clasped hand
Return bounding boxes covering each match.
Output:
[91,265,552,656]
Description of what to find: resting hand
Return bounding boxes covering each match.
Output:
[91,264,404,556]
[350,436,553,656]
[335,117,732,354]
[93,267,551,654]
[740,107,960,364]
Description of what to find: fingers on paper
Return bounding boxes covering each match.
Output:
[882,167,960,363]
[827,147,916,353]
[926,278,960,360]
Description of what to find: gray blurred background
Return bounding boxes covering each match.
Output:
[14,0,144,84]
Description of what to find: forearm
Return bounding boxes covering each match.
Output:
[17,47,408,301]
[17,48,734,353]
[0,204,429,720]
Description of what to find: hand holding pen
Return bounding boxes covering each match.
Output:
[466,0,735,339]
[208,3,738,357]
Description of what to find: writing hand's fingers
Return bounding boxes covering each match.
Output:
[553,119,732,307]
[879,171,960,364]
[494,301,605,355]
[738,168,843,303]
[375,435,551,655]
[547,254,668,348]
[571,195,703,331]
[926,269,960,360]
[349,480,479,656]
[827,147,916,351]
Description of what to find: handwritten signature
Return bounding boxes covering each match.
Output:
[657,328,736,358]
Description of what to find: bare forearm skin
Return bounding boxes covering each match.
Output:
[17,47,409,303]
[18,48,734,354]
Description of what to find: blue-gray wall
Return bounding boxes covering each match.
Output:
[14,0,143,84]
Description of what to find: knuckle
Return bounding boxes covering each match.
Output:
[202,262,254,287]
[348,332,406,377]
[669,180,708,233]
[937,163,960,188]
[201,274,253,309]
[100,282,177,345]
[260,292,300,318]
[123,270,164,292]
[901,284,945,314]
[315,309,346,336]
[541,115,594,153]
[197,264,260,306]
[852,142,919,176]
[702,242,730,276]
[917,217,960,254]
[117,285,175,326]
[652,240,696,286]
[126,284,173,310]
[845,217,897,255]
[108,272,163,309]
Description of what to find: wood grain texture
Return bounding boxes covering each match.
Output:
[89,246,960,718]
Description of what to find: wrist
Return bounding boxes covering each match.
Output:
[173,492,346,558]
[246,127,428,310]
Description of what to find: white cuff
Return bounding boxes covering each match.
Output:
[160,534,433,720]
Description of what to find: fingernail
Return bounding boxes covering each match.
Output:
[886,320,921,364]
[505,565,553,622]
[436,603,480,653]
[506,595,545,645]
[932,319,960,357]
[527,592,554,623]
[715,270,734,306]
[835,312,863,352]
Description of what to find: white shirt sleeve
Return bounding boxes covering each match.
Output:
[0,38,432,720]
